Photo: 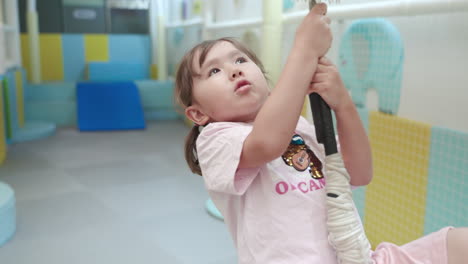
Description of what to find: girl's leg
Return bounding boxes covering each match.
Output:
[447,228,468,264]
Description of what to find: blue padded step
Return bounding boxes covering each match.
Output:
[77,82,146,131]
[87,62,149,81]
[0,182,16,247]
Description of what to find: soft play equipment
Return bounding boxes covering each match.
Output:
[77,81,146,131]
[1,69,56,145]
[135,80,179,120]
[339,18,404,115]
[339,18,467,248]
[86,62,149,81]
[0,182,16,247]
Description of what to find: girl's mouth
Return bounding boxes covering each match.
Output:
[235,80,251,92]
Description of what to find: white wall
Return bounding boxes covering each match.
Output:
[167,0,468,133]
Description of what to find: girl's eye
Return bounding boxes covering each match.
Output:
[235,57,247,64]
[209,68,220,76]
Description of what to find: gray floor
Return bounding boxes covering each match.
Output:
[0,121,237,264]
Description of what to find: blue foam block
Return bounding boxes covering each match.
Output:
[87,62,149,81]
[0,182,16,247]
[25,82,76,101]
[135,80,175,108]
[77,82,146,131]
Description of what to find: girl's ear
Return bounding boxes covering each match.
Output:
[185,105,210,126]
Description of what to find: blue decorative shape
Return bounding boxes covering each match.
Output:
[62,34,85,81]
[77,81,146,131]
[339,18,404,115]
[0,182,15,247]
[109,35,150,65]
[424,127,468,234]
[88,62,149,81]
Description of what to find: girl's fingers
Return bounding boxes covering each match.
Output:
[308,83,326,94]
[319,56,333,66]
[311,73,328,83]
[322,16,331,25]
[316,63,328,73]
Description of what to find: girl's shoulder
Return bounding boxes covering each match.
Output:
[200,121,252,137]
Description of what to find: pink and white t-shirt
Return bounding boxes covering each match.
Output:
[197,117,339,263]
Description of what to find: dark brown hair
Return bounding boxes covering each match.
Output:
[174,37,267,176]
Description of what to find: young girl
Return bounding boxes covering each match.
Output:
[175,3,467,264]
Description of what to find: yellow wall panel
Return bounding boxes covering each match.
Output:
[15,71,24,127]
[365,111,431,247]
[150,64,158,79]
[0,81,6,165]
[84,34,109,62]
[20,34,32,82]
[39,34,64,81]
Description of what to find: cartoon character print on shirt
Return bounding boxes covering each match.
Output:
[282,134,323,179]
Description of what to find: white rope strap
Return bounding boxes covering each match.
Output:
[325,153,374,264]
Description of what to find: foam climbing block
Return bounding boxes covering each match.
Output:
[77,81,146,131]
[87,62,149,81]
[424,127,468,234]
[25,82,76,101]
[25,82,77,126]
[0,182,16,247]
[365,111,431,247]
[26,101,77,127]
[135,80,174,108]
[135,80,180,120]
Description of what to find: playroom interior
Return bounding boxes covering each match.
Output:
[0,0,467,263]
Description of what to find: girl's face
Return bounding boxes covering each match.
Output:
[185,41,270,125]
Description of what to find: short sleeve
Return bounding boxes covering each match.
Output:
[196,122,260,195]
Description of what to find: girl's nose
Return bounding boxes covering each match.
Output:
[231,69,243,79]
